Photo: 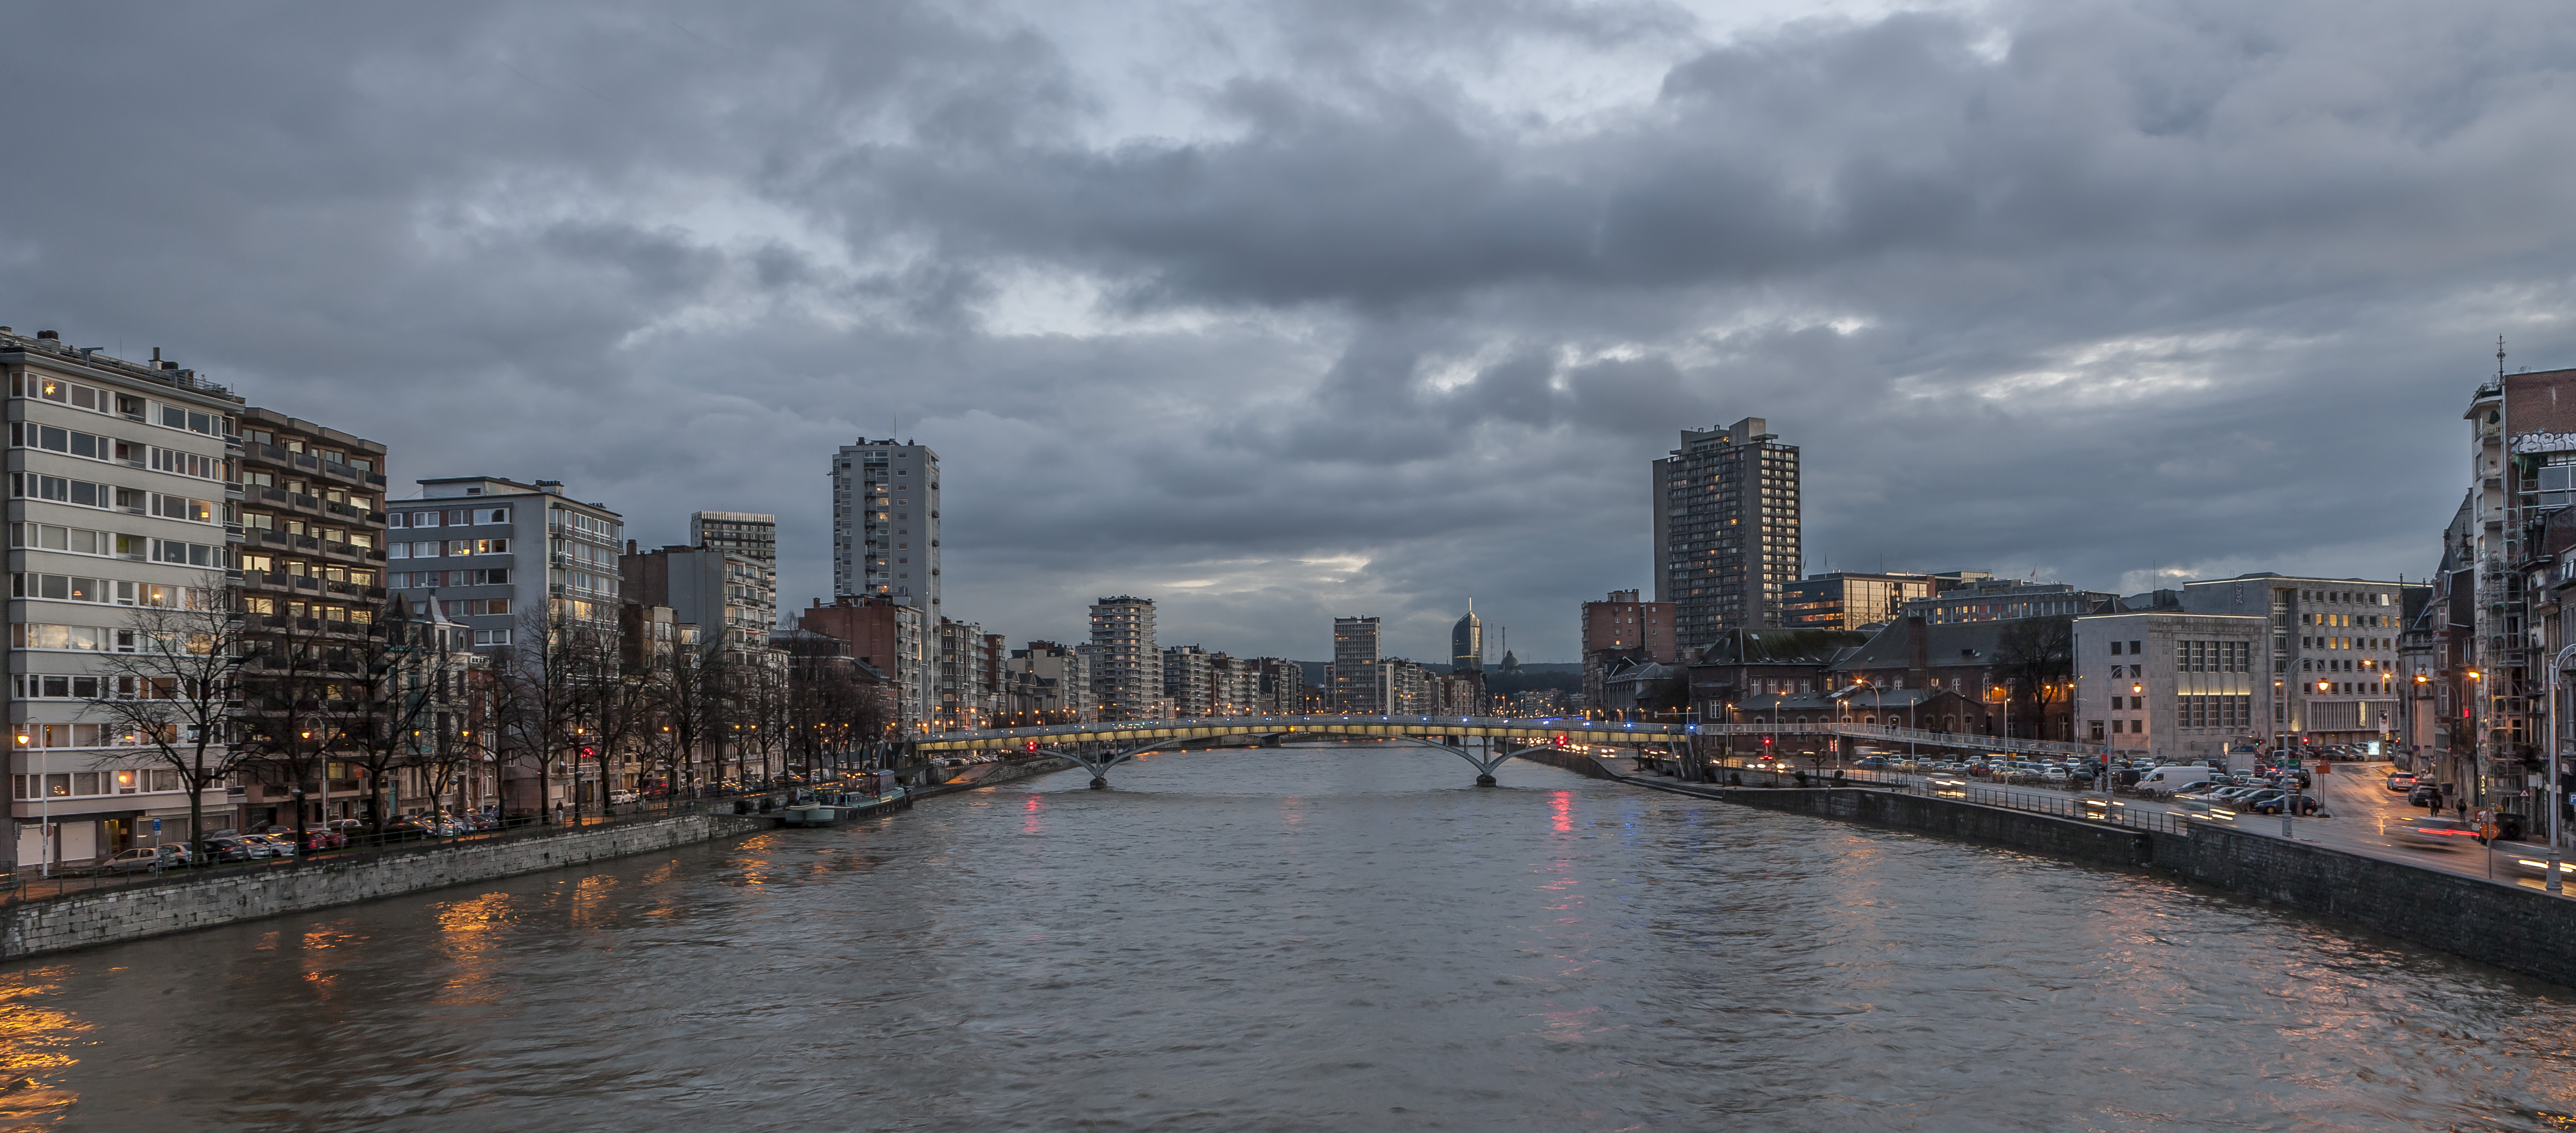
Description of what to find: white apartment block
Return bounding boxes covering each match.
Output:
[2075,611,2269,764]
[6,329,241,871]
[393,477,624,648]
[1089,596,1157,720]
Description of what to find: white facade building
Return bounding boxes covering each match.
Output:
[6,329,242,871]
[394,477,623,648]
[2074,611,2269,763]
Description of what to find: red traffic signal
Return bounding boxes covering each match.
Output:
[1762,736,1773,746]
[579,746,596,759]
[1024,739,1038,753]
[1552,733,1569,748]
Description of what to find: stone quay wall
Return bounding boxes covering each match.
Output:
[1618,776,2576,989]
[2,811,768,962]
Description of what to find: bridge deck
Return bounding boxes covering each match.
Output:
[913,714,1687,753]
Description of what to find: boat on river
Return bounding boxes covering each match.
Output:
[773,786,910,828]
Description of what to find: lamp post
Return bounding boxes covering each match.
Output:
[2547,646,2575,893]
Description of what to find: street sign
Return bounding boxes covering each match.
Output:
[151,819,162,835]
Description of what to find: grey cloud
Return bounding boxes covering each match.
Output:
[3,0,2572,662]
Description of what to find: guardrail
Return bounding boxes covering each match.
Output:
[1638,761,2194,837]
[0,792,783,908]
[1698,722,2103,759]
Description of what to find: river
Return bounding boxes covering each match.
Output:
[7,744,2576,1131]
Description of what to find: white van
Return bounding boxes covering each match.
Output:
[2136,765,2220,792]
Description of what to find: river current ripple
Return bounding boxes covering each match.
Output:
[8,747,2576,1131]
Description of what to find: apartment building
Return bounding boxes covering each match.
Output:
[935,616,987,726]
[1653,417,1799,651]
[1333,616,1382,713]
[621,544,774,654]
[799,595,925,729]
[1007,641,1094,722]
[5,329,243,870]
[231,408,394,831]
[392,477,624,648]
[1163,644,1213,717]
[689,511,777,630]
[1258,658,1306,714]
[1089,596,1158,720]
[830,440,940,718]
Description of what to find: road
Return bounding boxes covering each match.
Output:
[1601,748,2576,899]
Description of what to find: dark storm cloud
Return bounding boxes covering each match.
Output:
[3,0,2571,660]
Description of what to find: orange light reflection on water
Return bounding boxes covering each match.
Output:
[432,890,517,1005]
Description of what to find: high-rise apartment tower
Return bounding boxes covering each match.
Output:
[831,440,940,725]
[1088,596,1158,720]
[1653,418,1800,654]
[1333,616,1382,713]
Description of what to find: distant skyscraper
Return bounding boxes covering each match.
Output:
[688,511,778,630]
[1089,596,1159,720]
[1653,417,1800,654]
[1451,601,1484,674]
[832,440,940,722]
[1333,616,1382,712]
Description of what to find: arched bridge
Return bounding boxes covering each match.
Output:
[909,714,1691,788]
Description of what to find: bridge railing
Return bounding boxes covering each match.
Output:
[913,713,1693,751]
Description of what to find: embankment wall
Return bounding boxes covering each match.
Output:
[3,812,766,962]
[1620,776,2576,988]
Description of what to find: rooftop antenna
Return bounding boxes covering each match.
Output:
[2500,335,2508,381]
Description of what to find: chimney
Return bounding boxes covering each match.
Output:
[1906,616,1929,688]
[35,330,59,341]
[626,538,638,555]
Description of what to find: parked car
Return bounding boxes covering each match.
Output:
[93,847,175,874]
[2241,791,2322,816]
[202,835,271,862]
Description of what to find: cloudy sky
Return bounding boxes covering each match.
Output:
[6,0,2572,662]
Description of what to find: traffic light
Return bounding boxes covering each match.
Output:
[1761,736,1773,747]
[1552,733,1569,748]
[1024,739,1038,753]
[579,746,596,759]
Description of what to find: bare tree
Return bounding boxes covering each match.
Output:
[491,604,587,823]
[82,577,245,860]
[331,595,468,831]
[230,597,359,847]
[1994,617,2076,739]
[653,633,730,797]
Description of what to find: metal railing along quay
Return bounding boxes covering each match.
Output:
[1633,762,2196,837]
[0,792,790,909]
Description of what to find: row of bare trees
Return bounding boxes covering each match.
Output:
[80,575,891,857]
